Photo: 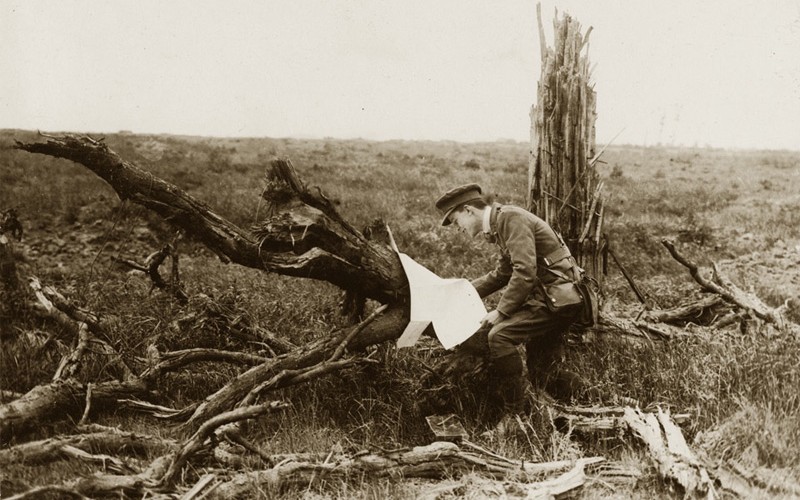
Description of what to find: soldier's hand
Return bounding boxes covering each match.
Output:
[480,309,505,328]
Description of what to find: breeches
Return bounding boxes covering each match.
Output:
[487,304,576,359]
[488,303,582,399]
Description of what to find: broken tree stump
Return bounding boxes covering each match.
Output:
[528,6,604,282]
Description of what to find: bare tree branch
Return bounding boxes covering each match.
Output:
[159,401,289,486]
[662,239,786,328]
[15,135,407,304]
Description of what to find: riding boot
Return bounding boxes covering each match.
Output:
[488,353,530,414]
[526,331,587,402]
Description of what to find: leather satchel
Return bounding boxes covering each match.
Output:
[573,276,600,327]
[540,279,583,313]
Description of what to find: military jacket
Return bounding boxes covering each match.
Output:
[471,203,578,317]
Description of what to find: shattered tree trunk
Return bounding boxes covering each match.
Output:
[528,6,604,282]
[10,135,412,435]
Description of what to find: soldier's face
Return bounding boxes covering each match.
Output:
[449,206,482,238]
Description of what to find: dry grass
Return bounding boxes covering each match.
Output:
[1,129,799,497]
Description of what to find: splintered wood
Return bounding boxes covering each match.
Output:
[623,407,716,499]
[528,5,603,279]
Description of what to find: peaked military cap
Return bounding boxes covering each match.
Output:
[435,183,484,226]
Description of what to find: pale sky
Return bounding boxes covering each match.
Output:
[2,0,799,150]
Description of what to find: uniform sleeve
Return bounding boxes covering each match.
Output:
[495,211,538,316]
[470,252,512,298]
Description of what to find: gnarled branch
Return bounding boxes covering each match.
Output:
[15,135,407,304]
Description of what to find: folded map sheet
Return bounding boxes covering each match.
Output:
[396,253,486,349]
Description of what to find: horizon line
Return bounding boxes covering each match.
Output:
[2,127,798,153]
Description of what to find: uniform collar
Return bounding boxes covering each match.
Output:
[482,206,492,234]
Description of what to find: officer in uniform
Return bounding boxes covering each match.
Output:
[436,183,586,412]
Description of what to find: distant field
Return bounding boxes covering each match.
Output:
[1,129,799,498]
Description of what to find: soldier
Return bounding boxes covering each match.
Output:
[436,183,587,413]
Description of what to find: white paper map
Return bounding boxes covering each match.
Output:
[396,253,487,349]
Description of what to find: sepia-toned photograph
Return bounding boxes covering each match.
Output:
[2,1,799,497]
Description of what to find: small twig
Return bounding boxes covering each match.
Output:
[60,444,136,474]
[608,245,647,305]
[53,322,91,381]
[114,243,189,304]
[594,202,604,245]
[114,257,147,273]
[543,190,581,213]
[331,303,388,360]
[589,127,625,168]
[79,383,93,425]
[461,439,518,465]
[140,348,268,382]
[222,430,275,465]
[119,398,199,421]
[578,181,604,243]
[244,357,370,405]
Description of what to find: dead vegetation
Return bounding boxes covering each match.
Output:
[0,131,798,498]
[2,14,799,496]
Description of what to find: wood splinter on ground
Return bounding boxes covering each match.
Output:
[553,403,800,498]
[623,407,716,499]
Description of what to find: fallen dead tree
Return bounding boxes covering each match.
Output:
[208,443,603,499]
[3,401,289,498]
[5,387,604,499]
[9,135,412,436]
[594,240,797,342]
[0,425,175,467]
[15,135,406,303]
[0,278,275,442]
[11,436,605,499]
[0,277,395,444]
